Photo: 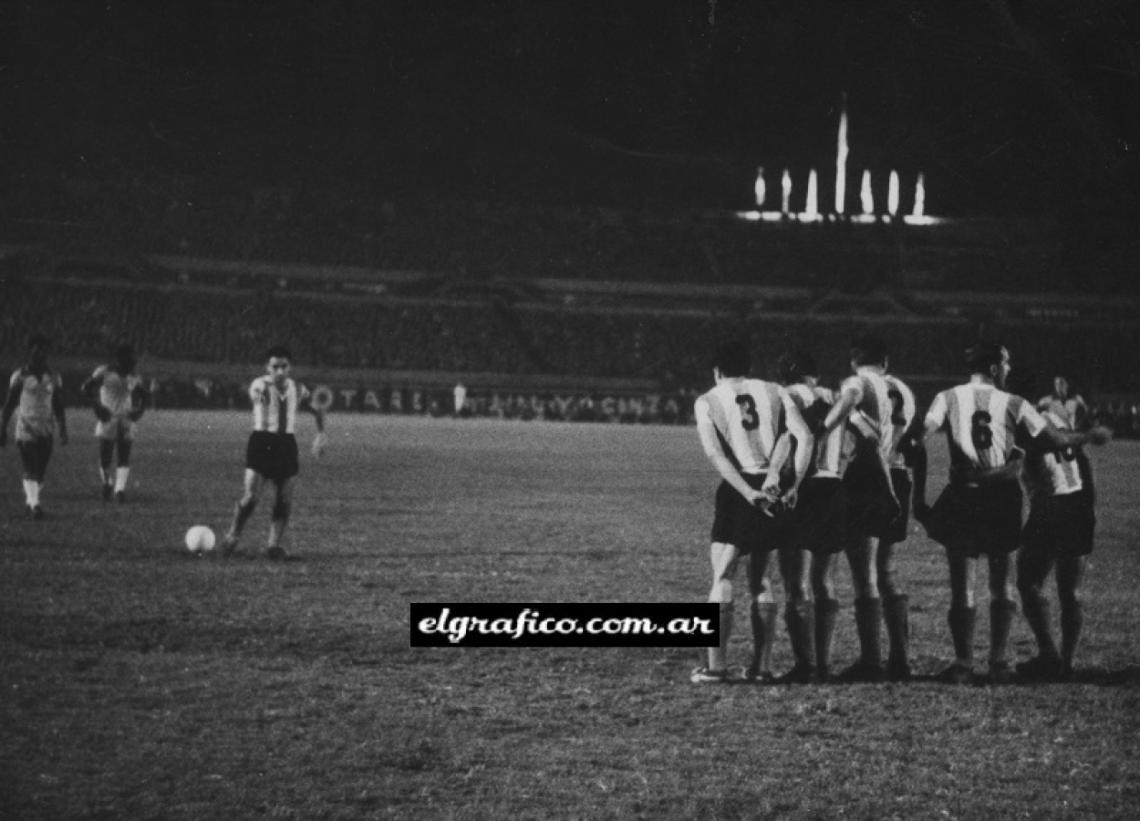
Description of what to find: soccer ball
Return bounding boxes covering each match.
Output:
[185,525,217,554]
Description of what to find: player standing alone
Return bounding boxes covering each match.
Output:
[222,346,327,560]
[82,343,149,502]
[0,335,68,518]
[914,342,1109,684]
[690,340,812,684]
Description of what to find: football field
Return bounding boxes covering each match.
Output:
[2,411,1138,819]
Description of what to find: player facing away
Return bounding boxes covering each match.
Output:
[914,342,1110,684]
[690,340,813,684]
[222,346,327,560]
[1016,409,1100,681]
[0,335,69,518]
[770,351,852,683]
[81,343,149,502]
[816,335,902,682]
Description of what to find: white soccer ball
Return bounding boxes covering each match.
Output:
[185,525,217,554]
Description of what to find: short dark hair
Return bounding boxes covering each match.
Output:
[850,335,887,367]
[712,339,751,378]
[965,341,1005,372]
[776,350,817,385]
[266,344,292,361]
[114,343,135,360]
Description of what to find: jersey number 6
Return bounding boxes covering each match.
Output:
[970,410,993,450]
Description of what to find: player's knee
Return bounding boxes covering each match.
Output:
[238,495,257,512]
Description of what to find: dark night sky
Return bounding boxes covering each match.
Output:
[6,0,1140,216]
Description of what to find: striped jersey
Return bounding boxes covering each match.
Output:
[250,376,311,434]
[883,374,917,469]
[1025,410,1083,497]
[9,368,62,440]
[89,365,145,418]
[925,381,1046,473]
[695,378,798,475]
[785,383,848,478]
[838,367,896,462]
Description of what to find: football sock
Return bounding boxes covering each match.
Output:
[814,598,840,673]
[989,600,1017,665]
[1019,590,1059,659]
[784,600,816,671]
[100,466,112,486]
[883,594,910,667]
[707,602,733,671]
[1060,600,1084,669]
[750,601,778,675]
[114,467,130,493]
[23,480,38,506]
[231,498,256,537]
[948,606,976,668]
[854,597,883,668]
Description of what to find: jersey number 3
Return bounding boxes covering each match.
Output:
[735,395,760,431]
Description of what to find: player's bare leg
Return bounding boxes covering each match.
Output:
[266,477,294,560]
[942,551,977,684]
[839,536,883,682]
[746,550,778,683]
[987,552,1017,684]
[113,435,132,503]
[19,438,52,518]
[223,469,263,556]
[99,439,116,500]
[1056,554,1088,679]
[1016,547,1063,680]
[776,546,816,683]
[810,554,839,682]
[692,542,738,683]
[877,540,911,681]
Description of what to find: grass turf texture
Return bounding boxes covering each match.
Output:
[1,412,1139,819]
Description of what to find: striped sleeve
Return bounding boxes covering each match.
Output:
[925,390,948,429]
[1013,395,1047,438]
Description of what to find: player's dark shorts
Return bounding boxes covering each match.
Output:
[245,431,299,482]
[1022,490,1096,559]
[710,473,790,556]
[924,480,1023,557]
[881,468,912,544]
[17,435,53,476]
[789,476,846,556]
[841,453,901,540]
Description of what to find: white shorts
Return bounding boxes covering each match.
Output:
[95,416,136,442]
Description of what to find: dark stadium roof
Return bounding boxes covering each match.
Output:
[6,0,1140,218]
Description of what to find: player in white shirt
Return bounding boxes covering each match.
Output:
[769,350,853,683]
[816,335,901,682]
[690,340,813,684]
[221,346,327,560]
[0,335,69,518]
[914,342,1109,684]
[81,344,149,503]
[1016,409,1097,681]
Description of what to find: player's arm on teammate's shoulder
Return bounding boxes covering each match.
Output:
[53,375,68,445]
[0,374,21,447]
[819,381,860,436]
[694,398,764,507]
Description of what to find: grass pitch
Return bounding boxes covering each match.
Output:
[1,412,1139,819]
